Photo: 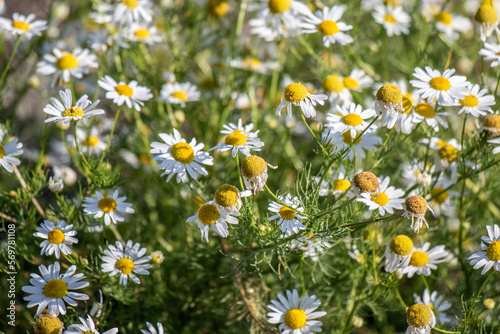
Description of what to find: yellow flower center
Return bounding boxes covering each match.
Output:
[171,91,188,102]
[62,107,85,117]
[170,142,195,164]
[318,20,339,35]
[0,145,5,159]
[353,172,379,193]
[371,192,389,206]
[241,155,267,178]
[279,206,296,220]
[115,258,135,275]
[198,203,220,225]
[115,84,134,97]
[98,197,117,213]
[429,76,451,91]
[414,103,436,118]
[341,130,360,145]
[436,11,453,25]
[243,57,261,69]
[343,113,363,126]
[401,95,414,114]
[322,75,344,93]
[376,84,403,104]
[384,0,401,5]
[134,28,150,39]
[484,115,500,129]
[344,77,360,90]
[405,195,428,215]
[122,0,138,9]
[436,140,447,148]
[384,14,397,23]
[284,83,308,103]
[389,235,413,256]
[215,184,240,208]
[139,154,152,164]
[56,53,79,70]
[407,304,432,328]
[486,240,500,261]
[48,229,65,244]
[224,130,248,147]
[35,314,63,334]
[459,95,479,108]
[430,187,448,204]
[207,0,230,18]
[333,179,351,191]
[475,3,498,25]
[82,136,100,148]
[410,251,430,267]
[284,308,307,329]
[12,20,30,31]
[43,279,68,299]
[268,0,292,14]
[438,144,459,162]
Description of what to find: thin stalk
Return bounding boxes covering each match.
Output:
[464,270,495,324]
[0,36,21,92]
[73,123,89,167]
[264,184,311,218]
[299,112,328,157]
[104,106,122,157]
[235,153,245,191]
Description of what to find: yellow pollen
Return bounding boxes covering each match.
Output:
[243,57,261,69]
[405,195,428,215]
[139,154,151,164]
[342,130,361,145]
[487,240,500,261]
[98,197,117,213]
[438,144,459,162]
[82,135,100,147]
[115,84,134,97]
[436,140,447,148]
[170,142,195,164]
[122,0,138,9]
[284,308,307,329]
[0,145,5,158]
[224,130,248,147]
[390,235,413,256]
[414,103,436,118]
[62,107,85,118]
[241,155,267,178]
[48,229,65,244]
[171,91,188,102]
[410,251,429,267]
[384,0,401,5]
[322,75,344,93]
[430,187,448,204]
[475,3,498,25]
[333,179,351,191]
[284,83,308,103]
[344,77,360,90]
[384,14,397,23]
[279,206,296,220]
[215,184,239,208]
[115,258,135,275]
[268,0,292,14]
[353,172,379,193]
[436,11,453,25]
[55,53,79,70]
[134,28,150,39]
[34,313,63,334]
[43,279,68,299]
[371,192,389,206]
[12,20,30,31]
[207,0,230,18]
[198,203,220,225]
[407,304,432,328]
[343,113,363,126]
[484,115,500,129]
[377,84,403,105]
[305,232,313,238]
[459,95,479,108]
[318,20,339,35]
[402,95,414,114]
[429,76,451,91]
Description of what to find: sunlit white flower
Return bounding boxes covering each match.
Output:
[427,137,461,186]
[126,23,162,44]
[401,160,434,188]
[186,201,239,242]
[291,233,332,261]
[344,69,373,92]
[48,175,64,193]
[68,127,107,155]
[276,82,327,118]
[141,322,165,334]
[301,5,354,47]
[402,195,433,234]
[373,5,410,36]
[213,184,252,216]
[64,314,118,334]
[427,184,458,218]
[33,220,77,259]
[479,42,500,67]
[321,74,352,106]
[0,12,47,39]
[451,83,495,117]
[410,67,469,105]
[406,303,436,334]
[358,176,404,215]
[401,242,448,277]
[240,155,275,195]
[475,0,500,42]
[210,118,264,157]
[82,190,135,225]
[434,11,473,41]
[160,82,200,107]
[412,101,451,131]
[331,165,353,195]
[323,127,381,162]
[414,289,453,325]
[0,129,23,173]
[112,0,152,25]
[384,234,413,272]
[101,240,152,285]
[98,75,153,111]
[324,103,376,138]
[268,193,307,235]
[229,57,280,74]
[468,224,500,274]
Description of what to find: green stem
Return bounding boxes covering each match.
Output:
[464,270,495,323]
[432,327,460,334]
[299,112,328,157]
[0,36,21,92]
[73,123,89,167]
[235,153,245,191]
[394,285,407,308]
[104,106,122,157]
[421,275,430,291]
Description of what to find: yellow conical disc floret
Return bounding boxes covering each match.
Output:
[279,206,296,220]
[12,21,30,31]
[34,312,63,334]
[43,279,68,299]
[207,0,230,18]
[241,155,267,178]
[389,235,413,256]
[438,144,458,162]
[268,0,292,14]
[407,304,432,328]
[376,84,403,105]
[409,251,429,267]
[170,142,195,164]
[116,258,135,275]
[484,115,500,132]
[405,195,428,215]
[284,83,308,103]
[56,54,79,70]
[371,192,389,206]
[353,172,379,194]
[487,240,500,261]
[476,0,498,24]
[284,308,307,329]
[215,184,239,208]
[198,203,220,225]
[322,75,344,93]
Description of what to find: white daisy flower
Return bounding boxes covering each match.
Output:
[427,184,458,218]
[186,201,239,242]
[150,129,213,183]
[33,220,78,259]
[268,193,307,235]
[322,127,382,162]
[453,84,494,117]
[384,235,414,273]
[37,48,98,86]
[127,23,163,44]
[412,101,451,132]
[210,118,265,157]
[321,74,352,106]
[434,10,473,41]
[291,233,332,261]
[428,137,461,186]
[375,83,414,134]
[0,129,23,173]
[362,0,403,11]
[413,289,453,325]
[475,0,500,42]
[402,195,433,234]
[68,127,107,155]
[98,75,153,111]
[358,176,405,215]
[90,290,104,318]
[331,165,353,195]
[43,89,105,127]
[101,240,152,285]
[468,224,500,274]
[22,262,89,316]
[160,82,200,108]
[141,322,165,334]
[267,289,327,333]
[401,160,434,188]
[344,69,373,92]
[64,314,118,334]
[229,57,280,74]
[401,242,448,277]
[479,42,500,67]
[488,137,500,154]
[0,12,47,39]
[48,175,64,193]
[351,171,380,196]
[301,5,354,47]
[373,5,410,36]
[483,114,500,136]
[276,82,327,118]
[324,103,376,138]
[240,155,275,195]
[406,303,436,334]
[112,0,152,25]
[213,184,252,216]
[410,67,469,105]
[82,189,135,226]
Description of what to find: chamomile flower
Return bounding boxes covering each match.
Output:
[301,5,354,47]
[68,128,107,155]
[101,240,152,285]
[402,195,433,233]
[428,138,461,186]
[434,11,473,41]
[455,84,494,117]
[479,42,500,67]
[468,224,500,274]
[483,114,500,136]
[22,262,89,316]
[410,67,469,105]
[0,129,23,173]
[362,0,403,11]
[112,0,152,25]
[241,155,276,195]
[358,176,405,215]
[48,175,64,193]
[150,129,213,183]
[267,289,327,333]
[291,233,333,261]
[268,193,307,235]
[375,83,414,133]
[427,185,458,218]
[98,75,153,111]
[0,13,47,39]
[344,69,373,92]
[321,74,352,106]
[322,127,381,162]
[37,48,98,86]
[82,190,135,226]
[127,23,162,44]
[324,103,376,138]
[43,89,105,127]
[406,303,436,334]
[210,118,264,157]
[186,201,239,242]
[401,160,434,188]
[331,165,352,195]
[373,5,410,36]
[160,82,200,107]
[384,235,414,272]
[487,137,500,154]
[413,289,453,325]
[475,0,500,41]
[351,171,380,196]
[229,57,280,74]
[276,83,327,118]
[90,290,104,318]
[33,220,78,259]
[213,184,252,216]
[401,242,448,277]
[412,101,451,132]
[64,314,118,334]
[141,322,165,334]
